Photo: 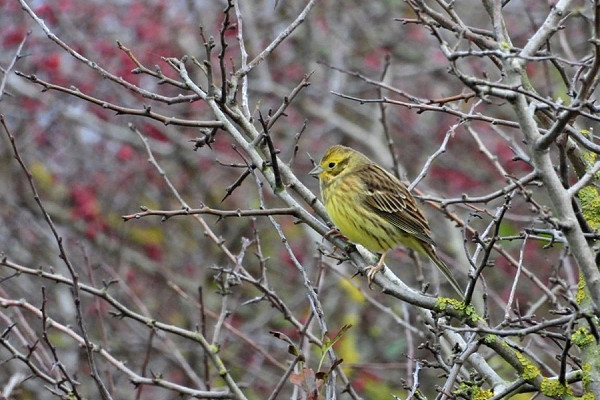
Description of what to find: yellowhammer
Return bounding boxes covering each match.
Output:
[310,144,462,297]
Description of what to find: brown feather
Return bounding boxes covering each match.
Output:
[357,163,435,246]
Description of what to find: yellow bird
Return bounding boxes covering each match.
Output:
[310,145,462,297]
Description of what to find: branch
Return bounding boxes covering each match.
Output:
[0,296,235,399]
[232,0,320,80]
[17,0,197,103]
[15,72,221,127]
[0,30,30,101]
[508,78,600,313]
[1,115,112,400]
[567,160,600,198]
[519,0,575,59]
[122,206,299,221]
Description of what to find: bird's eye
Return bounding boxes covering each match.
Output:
[328,162,336,169]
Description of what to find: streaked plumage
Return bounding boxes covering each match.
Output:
[310,145,462,297]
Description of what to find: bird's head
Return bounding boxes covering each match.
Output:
[309,145,363,184]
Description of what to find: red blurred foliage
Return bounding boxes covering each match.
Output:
[525,62,539,77]
[42,52,61,72]
[84,299,110,315]
[430,166,481,193]
[70,184,101,222]
[69,184,110,240]
[22,97,43,113]
[2,27,27,47]
[143,123,168,142]
[125,268,137,285]
[144,243,163,261]
[405,24,427,42]
[349,369,382,392]
[57,0,74,12]
[495,141,532,174]
[431,47,449,65]
[85,220,107,240]
[277,241,306,269]
[314,16,330,33]
[116,144,135,162]
[282,62,307,82]
[362,48,390,71]
[223,22,239,39]
[34,4,58,25]
[180,262,197,278]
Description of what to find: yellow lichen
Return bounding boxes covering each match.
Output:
[581,136,597,166]
[515,351,540,380]
[454,383,493,400]
[472,387,493,400]
[434,298,480,322]
[572,327,595,348]
[483,334,497,345]
[582,363,592,387]
[540,378,572,397]
[454,383,469,397]
[579,186,600,229]
[576,275,587,305]
[576,138,600,228]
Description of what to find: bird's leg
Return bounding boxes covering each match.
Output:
[323,228,350,256]
[365,252,387,289]
[324,228,347,242]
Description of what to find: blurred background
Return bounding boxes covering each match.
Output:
[0,0,591,398]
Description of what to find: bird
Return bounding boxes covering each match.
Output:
[309,144,463,298]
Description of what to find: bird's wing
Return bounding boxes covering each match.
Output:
[360,163,436,246]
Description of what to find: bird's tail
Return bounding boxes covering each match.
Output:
[424,245,464,299]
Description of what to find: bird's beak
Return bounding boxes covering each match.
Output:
[309,165,323,178]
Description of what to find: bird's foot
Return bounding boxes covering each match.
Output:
[364,253,387,289]
[365,264,384,289]
[324,228,347,241]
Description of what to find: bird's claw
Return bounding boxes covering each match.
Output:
[364,264,385,289]
[324,228,347,241]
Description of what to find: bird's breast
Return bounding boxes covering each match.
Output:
[322,177,397,253]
